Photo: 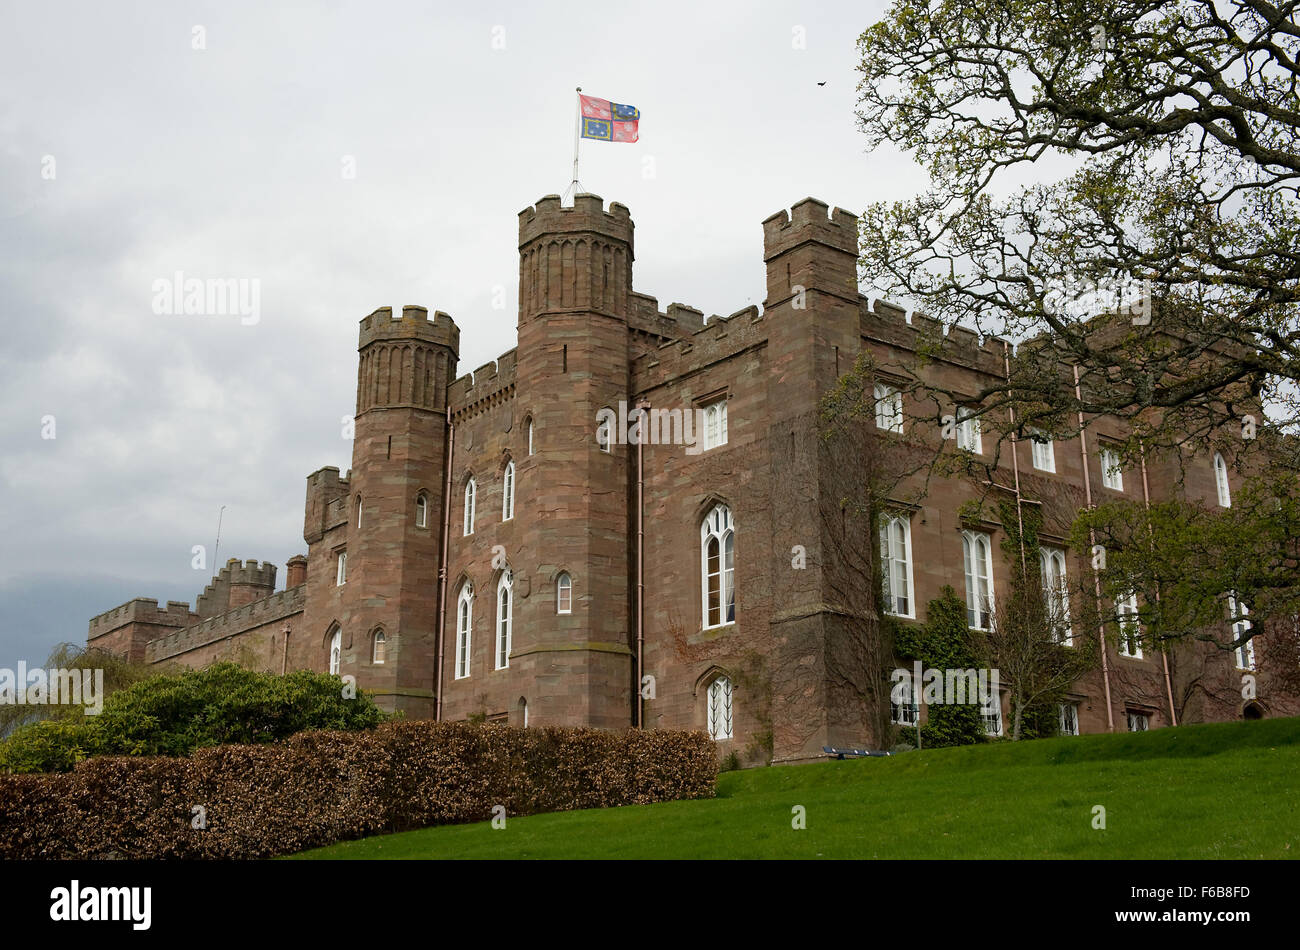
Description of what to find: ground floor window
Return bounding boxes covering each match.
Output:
[1058,703,1079,736]
[707,676,733,740]
[1126,710,1150,732]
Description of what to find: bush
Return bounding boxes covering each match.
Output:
[0,663,386,773]
[0,722,717,859]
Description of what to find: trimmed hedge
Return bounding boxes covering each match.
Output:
[0,722,716,859]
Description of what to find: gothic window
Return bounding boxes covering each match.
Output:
[962,530,994,629]
[502,462,515,521]
[328,626,341,676]
[415,492,428,528]
[702,399,729,450]
[455,583,473,680]
[1214,452,1232,507]
[707,675,733,740]
[1228,594,1255,671]
[464,478,476,535]
[372,629,386,665]
[556,572,572,614]
[879,513,914,618]
[701,504,736,628]
[1117,591,1143,658]
[496,570,513,670]
[1040,547,1071,643]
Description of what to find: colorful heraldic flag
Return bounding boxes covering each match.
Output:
[580,94,640,142]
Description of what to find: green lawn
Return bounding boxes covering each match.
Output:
[290,717,1300,859]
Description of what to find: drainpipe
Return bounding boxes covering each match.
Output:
[1074,364,1116,731]
[435,420,455,721]
[1002,342,1028,579]
[1139,444,1178,726]
[634,400,648,728]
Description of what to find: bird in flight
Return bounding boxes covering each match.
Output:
[817,81,826,86]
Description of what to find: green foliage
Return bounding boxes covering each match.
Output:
[895,587,988,748]
[0,643,155,739]
[0,663,387,773]
[0,719,105,773]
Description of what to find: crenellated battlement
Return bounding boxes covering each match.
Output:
[88,598,195,638]
[358,305,460,354]
[518,193,634,249]
[146,585,307,664]
[632,302,768,391]
[862,296,1012,377]
[195,558,279,618]
[304,466,350,544]
[762,198,858,259]
[448,347,518,417]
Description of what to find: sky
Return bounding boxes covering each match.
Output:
[0,0,919,667]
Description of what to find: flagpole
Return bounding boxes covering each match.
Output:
[567,86,582,202]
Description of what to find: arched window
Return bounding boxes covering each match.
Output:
[1228,593,1255,671]
[879,513,914,618]
[502,461,515,521]
[1039,547,1071,643]
[556,572,572,614]
[496,570,513,669]
[1214,452,1232,507]
[356,495,363,529]
[962,530,994,630]
[455,583,473,680]
[701,504,736,629]
[596,407,613,453]
[519,696,529,728]
[415,492,428,528]
[463,478,476,535]
[527,417,534,455]
[707,675,733,740]
[372,629,386,664]
[327,626,341,676]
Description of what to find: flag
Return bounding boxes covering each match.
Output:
[580,94,640,143]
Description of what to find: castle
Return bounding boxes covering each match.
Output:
[87,193,1298,764]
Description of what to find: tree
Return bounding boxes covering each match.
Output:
[855,0,1300,456]
[973,502,1097,739]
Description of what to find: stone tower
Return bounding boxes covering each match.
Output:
[512,194,635,728]
[341,305,459,716]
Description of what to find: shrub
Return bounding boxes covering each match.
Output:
[0,722,717,859]
[0,663,386,773]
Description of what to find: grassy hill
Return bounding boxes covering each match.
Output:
[290,717,1300,859]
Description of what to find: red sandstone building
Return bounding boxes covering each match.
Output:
[87,193,1297,764]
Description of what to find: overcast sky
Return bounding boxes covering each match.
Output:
[0,0,919,666]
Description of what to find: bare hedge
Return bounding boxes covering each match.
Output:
[0,722,716,859]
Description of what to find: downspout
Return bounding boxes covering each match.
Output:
[1003,341,1027,740]
[634,400,648,728]
[1002,342,1028,579]
[1074,364,1115,731]
[435,419,455,721]
[1139,444,1178,726]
